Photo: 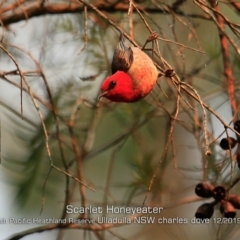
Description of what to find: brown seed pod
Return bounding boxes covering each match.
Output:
[220,201,236,219]
[234,120,240,135]
[227,195,240,209]
[195,203,214,219]
[219,137,237,150]
[195,183,214,198]
[212,186,226,201]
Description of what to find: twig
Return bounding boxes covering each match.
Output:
[0,45,24,118]
[142,81,181,206]
[213,4,238,116]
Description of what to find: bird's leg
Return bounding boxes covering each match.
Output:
[164,68,176,78]
[158,72,163,78]
[142,31,159,50]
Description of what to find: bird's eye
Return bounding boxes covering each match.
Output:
[108,81,116,90]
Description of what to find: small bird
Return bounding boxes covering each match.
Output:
[99,34,158,102]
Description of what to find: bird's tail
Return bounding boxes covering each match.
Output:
[117,32,128,52]
[111,32,133,73]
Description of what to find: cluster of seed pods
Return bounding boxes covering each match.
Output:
[194,120,240,219]
[194,183,240,219]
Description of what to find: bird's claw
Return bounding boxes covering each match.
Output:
[164,68,176,78]
[147,31,159,42]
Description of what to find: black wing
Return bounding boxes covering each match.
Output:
[111,34,134,74]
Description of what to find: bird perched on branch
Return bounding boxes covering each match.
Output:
[98,34,158,103]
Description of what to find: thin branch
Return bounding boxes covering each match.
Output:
[213,4,238,116]
[142,80,181,206]
[0,45,24,117]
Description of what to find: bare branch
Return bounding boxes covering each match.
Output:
[0,1,213,26]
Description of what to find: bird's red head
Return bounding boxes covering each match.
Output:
[99,71,139,103]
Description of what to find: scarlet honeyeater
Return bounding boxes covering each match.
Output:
[99,35,158,102]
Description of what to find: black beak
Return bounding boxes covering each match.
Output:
[98,91,108,100]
